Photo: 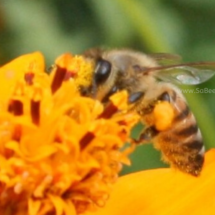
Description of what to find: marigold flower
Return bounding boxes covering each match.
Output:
[0,52,139,215]
[86,149,215,215]
[1,52,213,215]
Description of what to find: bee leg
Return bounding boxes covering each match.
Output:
[128,91,145,104]
[133,91,173,145]
[133,126,159,144]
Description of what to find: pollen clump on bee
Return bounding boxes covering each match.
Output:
[53,53,95,88]
[153,101,174,131]
[0,52,138,215]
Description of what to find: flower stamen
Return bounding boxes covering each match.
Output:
[99,102,118,119]
[24,72,34,85]
[31,100,40,125]
[51,66,67,94]
[8,100,23,116]
[80,132,95,150]
[30,87,42,125]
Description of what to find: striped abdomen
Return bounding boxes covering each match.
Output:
[154,91,204,176]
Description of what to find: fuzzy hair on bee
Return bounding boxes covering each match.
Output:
[81,48,215,176]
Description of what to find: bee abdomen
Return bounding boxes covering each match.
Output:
[176,124,198,137]
[158,132,204,176]
[156,101,205,176]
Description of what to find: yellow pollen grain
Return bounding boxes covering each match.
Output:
[34,175,53,198]
[6,70,15,79]
[55,53,74,69]
[73,55,94,87]
[13,82,25,96]
[110,90,128,110]
[22,171,30,179]
[14,182,23,194]
[26,61,37,74]
[32,86,43,101]
[153,101,174,131]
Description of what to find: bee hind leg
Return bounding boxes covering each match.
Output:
[132,126,159,144]
[132,91,173,145]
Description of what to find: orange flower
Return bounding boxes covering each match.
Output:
[85,149,215,215]
[0,52,139,215]
[1,52,214,215]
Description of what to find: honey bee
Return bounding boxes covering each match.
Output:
[81,48,215,176]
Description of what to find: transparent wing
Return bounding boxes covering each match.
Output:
[148,62,215,85]
[149,53,182,65]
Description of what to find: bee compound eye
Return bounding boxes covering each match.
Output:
[94,59,112,85]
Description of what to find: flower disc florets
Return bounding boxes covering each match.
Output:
[0,52,139,215]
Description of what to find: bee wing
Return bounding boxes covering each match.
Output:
[149,53,182,65]
[150,62,215,85]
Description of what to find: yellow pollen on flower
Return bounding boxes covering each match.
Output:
[14,182,23,194]
[31,86,43,101]
[72,55,94,87]
[13,81,25,97]
[0,52,139,215]
[52,53,94,94]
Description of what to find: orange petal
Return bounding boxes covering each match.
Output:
[28,198,41,215]
[85,149,215,215]
[0,52,45,103]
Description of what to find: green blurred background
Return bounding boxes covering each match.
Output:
[0,0,215,174]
